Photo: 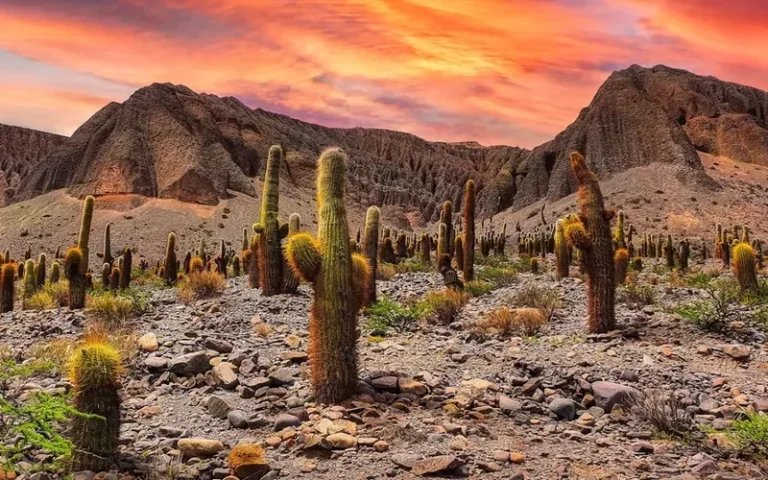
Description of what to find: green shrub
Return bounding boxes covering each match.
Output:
[618,284,656,308]
[364,296,428,333]
[511,284,562,321]
[717,411,768,458]
[672,278,739,331]
[86,289,149,327]
[464,280,494,297]
[477,267,518,287]
[394,260,431,274]
[420,289,468,325]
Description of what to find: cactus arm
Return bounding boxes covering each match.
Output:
[350,253,370,313]
[565,222,592,250]
[285,233,321,282]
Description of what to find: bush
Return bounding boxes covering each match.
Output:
[23,291,57,310]
[394,260,431,274]
[673,278,739,331]
[364,296,428,333]
[377,263,397,281]
[178,270,227,302]
[87,292,135,327]
[618,284,656,308]
[475,306,547,336]
[723,411,768,457]
[464,280,494,297]
[477,267,518,287]
[632,391,693,438]
[511,284,562,321]
[421,289,468,325]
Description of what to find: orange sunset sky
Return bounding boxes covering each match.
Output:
[1,0,767,148]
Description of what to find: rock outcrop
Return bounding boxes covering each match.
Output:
[12,64,768,219]
[0,124,65,206]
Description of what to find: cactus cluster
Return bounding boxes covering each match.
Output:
[285,149,369,403]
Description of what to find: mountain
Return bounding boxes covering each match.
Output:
[7,64,768,226]
[0,124,65,206]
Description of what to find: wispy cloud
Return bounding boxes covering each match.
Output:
[1,0,767,146]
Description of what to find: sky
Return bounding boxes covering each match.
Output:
[1,0,767,148]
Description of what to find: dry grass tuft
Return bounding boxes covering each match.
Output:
[377,263,397,281]
[251,315,273,338]
[178,270,226,303]
[422,289,468,325]
[475,306,547,336]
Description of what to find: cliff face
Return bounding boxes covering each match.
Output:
[12,64,768,221]
[0,124,65,206]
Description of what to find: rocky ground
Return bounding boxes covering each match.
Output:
[1,257,767,480]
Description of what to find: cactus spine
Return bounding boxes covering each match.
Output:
[68,337,122,472]
[462,179,476,282]
[554,219,569,280]
[259,145,284,296]
[563,152,615,334]
[733,242,758,293]
[284,149,369,403]
[65,248,87,309]
[282,213,301,293]
[164,233,178,285]
[77,196,95,275]
[363,207,380,305]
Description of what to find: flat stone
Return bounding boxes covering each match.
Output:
[398,377,427,396]
[279,351,309,363]
[390,454,422,469]
[168,351,211,375]
[212,364,239,389]
[411,455,462,476]
[371,376,399,392]
[205,396,234,419]
[145,357,168,370]
[322,433,358,450]
[273,414,301,431]
[499,394,522,414]
[204,338,233,354]
[227,410,249,429]
[269,368,299,386]
[722,344,751,361]
[177,438,224,457]
[591,381,641,410]
[549,398,577,420]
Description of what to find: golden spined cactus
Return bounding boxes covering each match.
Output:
[733,242,758,293]
[613,210,626,249]
[50,260,60,283]
[119,248,132,290]
[284,148,369,403]
[229,443,270,479]
[530,257,539,274]
[554,219,569,280]
[164,233,178,286]
[463,179,476,282]
[101,263,111,289]
[440,201,454,258]
[36,253,46,287]
[363,206,380,305]
[614,248,629,286]
[664,234,675,269]
[77,195,95,275]
[259,145,284,296]
[65,247,87,309]
[678,239,690,271]
[564,152,616,334]
[437,223,448,273]
[282,213,302,294]
[190,257,204,274]
[68,337,122,472]
[23,259,36,299]
[103,223,113,268]
[0,263,14,313]
[454,235,464,272]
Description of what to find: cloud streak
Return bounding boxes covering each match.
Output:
[1,0,767,147]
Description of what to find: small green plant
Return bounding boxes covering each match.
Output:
[706,411,768,458]
[618,284,656,308]
[86,289,149,327]
[464,280,494,297]
[477,267,518,287]
[420,289,468,325]
[394,260,431,274]
[672,278,739,331]
[364,296,428,333]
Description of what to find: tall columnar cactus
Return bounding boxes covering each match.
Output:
[68,337,122,472]
[50,261,60,283]
[379,238,396,264]
[282,213,302,293]
[741,226,750,243]
[454,235,464,272]
[164,233,178,286]
[363,207,380,305]
[0,263,14,313]
[733,242,758,293]
[76,196,95,275]
[614,248,629,286]
[247,230,260,289]
[664,234,675,268]
[463,180,476,282]
[101,263,111,289]
[119,248,132,290]
[23,259,36,299]
[440,201,454,258]
[65,248,87,309]
[437,223,448,272]
[259,145,284,296]
[36,253,46,287]
[242,227,249,252]
[614,210,626,249]
[419,234,431,264]
[678,239,690,271]
[722,238,731,268]
[215,239,228,278]
[103,224,113,268]
[530,257,539,274]
[197,238,207,263]
[284,148,369,403]
[183,251,192,275]
[715,224,723,259]
[554,219,569,280]
[563,152,615,334]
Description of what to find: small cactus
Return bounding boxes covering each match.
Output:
[631,257,643,272]
[36,253,46,287]
[664,234,674,269]
[103,223,112,268]
[164,233,178,285]
[363,207,380,305]
[614,210,626,249]
[65,248,87,309]
[77,196,95,275]
[454,235,464,272]
[109,267,120,290]
[440,201,453,258]
[437,223,448,272]
[614,248,629,286]
[733,242,758,293]
[23,259,36,299]
[68,336,122,472]
[50,261,60,283]
[463,179,476,282]
[101,263,111,289]
[232,255,241,277]
[554,219,569,280]
[678,239,690,271]
[531,257,538,274]
[0,263,14,313]
[284,148,369,403]
[378,237,396,265]
[119,248,132,289]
